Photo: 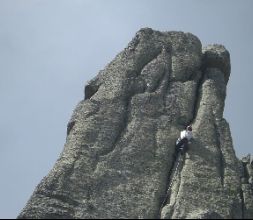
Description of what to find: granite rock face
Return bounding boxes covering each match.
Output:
[240,155,253,219]
[18,28,253,219]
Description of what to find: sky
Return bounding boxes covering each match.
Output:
[0,0,253,218]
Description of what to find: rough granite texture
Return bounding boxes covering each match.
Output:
[18,28,253,219]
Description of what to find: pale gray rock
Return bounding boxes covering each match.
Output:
[18,28,252,219]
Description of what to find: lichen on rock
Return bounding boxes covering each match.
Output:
[18,28,253,219]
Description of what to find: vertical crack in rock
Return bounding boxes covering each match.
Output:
[213,119,225,187]
[240,188,245,219]
[240,155,253,218]
[158,155,180,218]
[161,44,235,219]
[159,154,186,219]
[190,70,205,125]
[242,158,250,183]
[159,69,204,218]
[67,121,75,136]
[155,47,177,219]
[171,155,186,217]
[159,86,200,219]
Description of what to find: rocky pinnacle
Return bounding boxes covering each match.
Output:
[18,28,253,219]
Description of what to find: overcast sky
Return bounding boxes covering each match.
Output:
[0,0,253,218]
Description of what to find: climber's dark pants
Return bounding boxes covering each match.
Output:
[175,137,189,155]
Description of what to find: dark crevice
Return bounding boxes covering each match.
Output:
[242,161,250,184]
[85,84,100,100]
[164,155,185,219]
[162,70,170,97]
[240,188,245,219]
[189,70,206,125]
[158,153,183,219]
[162,73,170,115]
[213,120,225,187]
[160,73,170,120]
[136,47,165,78]
[160,51,171,114]
[67,121,75,136]
[174,155,185,199]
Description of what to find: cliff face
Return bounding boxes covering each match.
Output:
[18,28,253,219]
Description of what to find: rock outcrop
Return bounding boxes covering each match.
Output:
[240,155,253,218]
[18,28,253,219]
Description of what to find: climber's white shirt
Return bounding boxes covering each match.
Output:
[180,130,193,141]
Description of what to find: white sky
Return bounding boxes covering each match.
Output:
[0,0,253,218]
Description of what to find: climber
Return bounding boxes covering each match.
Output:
[175,125,193,155]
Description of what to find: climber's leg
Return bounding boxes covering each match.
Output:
[175,138,187,157]
[182,140,189,154]
[179,139,188,155]
[176,138,187,148]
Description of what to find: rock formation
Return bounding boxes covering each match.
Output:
[18,28,253,219]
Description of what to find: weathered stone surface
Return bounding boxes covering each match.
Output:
[18,28,252,219]
[240,154,253,219]
[202,44,230,84]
